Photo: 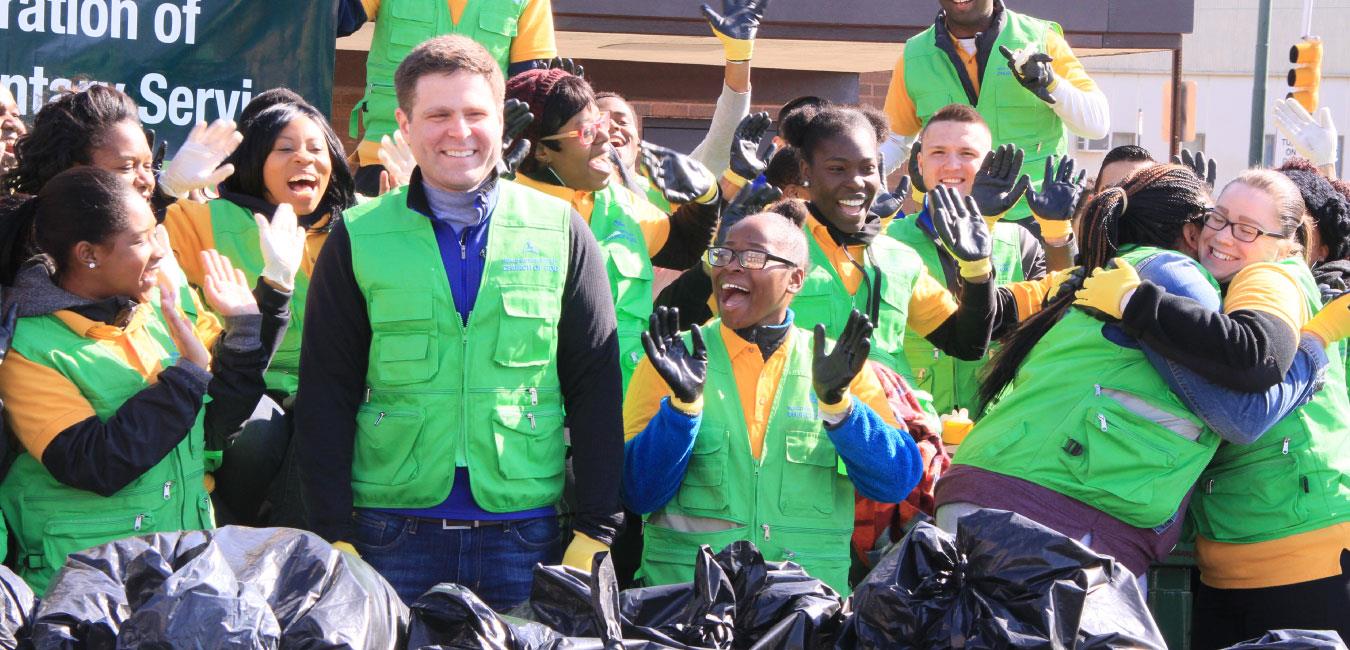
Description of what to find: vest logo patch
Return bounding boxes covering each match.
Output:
[523,240,543,255]
[786,405,817,420]
[502,257,560,273]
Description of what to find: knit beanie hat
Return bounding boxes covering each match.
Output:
[505,68,575,148]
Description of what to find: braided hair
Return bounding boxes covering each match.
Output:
[980,164,1210,405]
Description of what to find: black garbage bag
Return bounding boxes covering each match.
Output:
[839,509,1165,649]
[515,541,844,649]
[1222,630,1347,649]
[31,526,406,649]
[0,565,35,649]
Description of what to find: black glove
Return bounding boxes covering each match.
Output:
[145,128,168,175]
[812,310,873,405]
[641,142,715,204]
[701,0,771,61]
[728,112,772,182]
[1314,259,1350,303]
[906,138,927,194]
[970,143,1031,217]
[1172,149,1216,189]
[1026,155,1086,238]
[544,57,585,78]
[641,306,707,403]
[718,178,782,242]
[999,45,1056,105]
[870,156,911,220]
[498,98,534,177]
[931,185,993,278]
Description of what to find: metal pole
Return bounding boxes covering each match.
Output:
[1301,0,1315,38]
[1170,48,1183,159]
[1249,0,1272,166]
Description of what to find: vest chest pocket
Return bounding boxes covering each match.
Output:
[352,406,425,488]
[371,291,438,385]
[677,426,729,513]
[492,408,565,480]
[475,10,519,63]
[385,1,436,51]
[780,426,837,516]
[496,290,558,368]
[1193,453,1306,542]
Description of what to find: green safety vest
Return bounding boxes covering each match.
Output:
[0,304,213,595]
[342,179,573,511]
[639,321,856,593]
[904,10,1068,222]
[588,183,654,389]
[791,228,925,386]
[208,199,312,395]
[352,0,527,143]
[953,247,1222,528]
[888,214,1026,414]
[1190,258,1350,544]
[641,177,673,214]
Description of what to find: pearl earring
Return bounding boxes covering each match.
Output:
[87,261,96,269]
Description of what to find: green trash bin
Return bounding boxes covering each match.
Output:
[1148,543,1197,650]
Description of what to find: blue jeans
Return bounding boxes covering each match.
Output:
[349,509,563,609]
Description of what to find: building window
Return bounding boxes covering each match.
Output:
[1112,132,1137,147]
[1077,135,1110,152]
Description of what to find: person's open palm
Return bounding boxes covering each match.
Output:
[200,250,259,318]
[812,310,873,404]
[641,306,707,403]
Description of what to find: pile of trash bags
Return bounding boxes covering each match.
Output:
[0,511,1342,649]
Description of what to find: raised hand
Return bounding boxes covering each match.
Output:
[718,178,782,242]
[930,185,993,280]
[377,130,416,189]
[906,138,927,194]
[200,250,260,318]
[255,203,306,291]
[641,142,716,204]
[969,143,1030,218]
[145,127,168,175]
[1172,149,1216,189]
[1026,155,1086,240]
[701,0,771,61]
[544,57,585,78]
[728,112,772,182]
[160,119,242,198]
[999,45,1056,105]
[640,306,707,403]
[1273,97,1339,168]
[871,154,911,220]
[159,274,210,369]
[499,98,535,177]
[812,310,873,404]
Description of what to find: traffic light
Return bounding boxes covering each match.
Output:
[1288,37,1323,112]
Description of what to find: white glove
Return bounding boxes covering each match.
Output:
[377,130,416,189]
[160,120,243,199]
[255,203,306,291]
[1273,97,1338,168]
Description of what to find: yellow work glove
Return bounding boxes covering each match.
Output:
[333,541,361,558]
[1303,291,1350,345]
[561,531,609,572]
[1074,259,1141,321]
[701,0,767,62]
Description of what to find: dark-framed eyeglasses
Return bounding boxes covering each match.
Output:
[1201,209,1287,243]
[705,246,797,270]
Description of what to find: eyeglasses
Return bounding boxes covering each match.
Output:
[1201,209,1287,243]
[540,112,611,147]
[705,246,797,270]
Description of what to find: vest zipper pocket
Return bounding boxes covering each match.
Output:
[162,481,173,500]
[762,524,771,542]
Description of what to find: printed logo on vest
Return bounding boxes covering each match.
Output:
[786,405,817,420]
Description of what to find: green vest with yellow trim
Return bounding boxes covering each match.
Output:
[889,214,1026,414]
[791,228,925,386]
[904,10,1068,221]
[1190,258,1350,544]
[1,304,213,595]
[641,178,673,214]
[208,199,311,395]
[953,246,1223,528]
[342,179,573,511]
[639,321,855,593]
[353,0,527,143]
[588,183,654,389]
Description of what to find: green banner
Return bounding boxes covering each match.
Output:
[1,0,335,147]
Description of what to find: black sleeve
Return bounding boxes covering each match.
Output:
[252,278,292,365]
[558,212,626,546]
[507,59,550,76]
[990,285,1023,340]
[1120,281,1298,392]
[292,222,370,542]
[41,363,209,497]
[651,201,719,270]
[336,0,368,38]
[655,265,714,330]
[921,278,997,361]
[1020,230,1047,281]
[201,313,269,449]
